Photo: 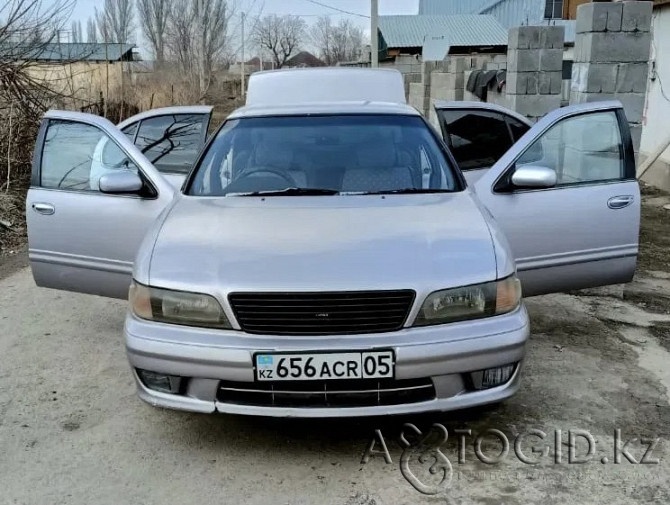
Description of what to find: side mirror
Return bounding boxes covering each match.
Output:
[511,165,557,189]
[99,171,144,194]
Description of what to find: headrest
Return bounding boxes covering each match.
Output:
[254,142,293,167]
[357,144,396,169]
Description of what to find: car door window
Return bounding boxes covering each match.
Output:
[41,120,139,192]
[440,110,516,171]
[135,114,207,174]
[506,116,531,142]
[515,111,624,186]
[121,122,139,141]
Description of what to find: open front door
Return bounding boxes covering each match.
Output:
[473,101,640,297]
[26,111,176,299]
[434,101,532,184]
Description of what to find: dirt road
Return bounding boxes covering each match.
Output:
[0,191,669,505]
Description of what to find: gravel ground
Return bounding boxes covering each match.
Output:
[0,190,669,505]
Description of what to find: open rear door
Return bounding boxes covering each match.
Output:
[472,101,639,297]
[118,106,213,188]
[434,101,532,184]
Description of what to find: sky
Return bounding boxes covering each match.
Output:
[64,0,420,57]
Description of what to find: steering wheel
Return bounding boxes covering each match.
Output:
[237,167,297,186]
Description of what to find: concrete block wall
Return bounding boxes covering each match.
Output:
[506,25,565,122]
[409,60,449,117]
[424,55,506,123]
[408,53,507,119]
[570,1,652,151]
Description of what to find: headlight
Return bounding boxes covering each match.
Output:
[414,276,521,326]
[129,281,231,329]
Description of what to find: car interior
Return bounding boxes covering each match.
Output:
[190,118,456,196]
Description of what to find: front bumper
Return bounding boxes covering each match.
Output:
[125,304,530,417]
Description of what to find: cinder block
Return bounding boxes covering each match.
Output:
[576,2,622,33]
[540,25,566,49]
[511,48,563,72]
[615,62,649,93]
[508,26,541,50]
[622,1,653,33]
[526,73,539,94]
[508,49,538,72]
[538,71,563,95]
[506,72,526,95]
[431,72,465,92]
[508,94,561,118]
[448,56,475,73]
[571,63,618,93]
[577,32,652,63]
[540,48,564,72]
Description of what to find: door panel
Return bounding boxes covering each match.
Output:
[434,101,532,185]
[27,111,175,298]
[473,101,640,296]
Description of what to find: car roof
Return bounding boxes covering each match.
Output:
[228,101,422,119]
[245,67,407,107]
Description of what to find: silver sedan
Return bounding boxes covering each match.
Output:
[26,69,639,417]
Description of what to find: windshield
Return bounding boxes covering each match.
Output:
[186,114,460,196]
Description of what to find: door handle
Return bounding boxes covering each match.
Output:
[607,195,634,210]
[32,202,55,215]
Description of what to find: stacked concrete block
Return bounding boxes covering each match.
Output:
[393,55,423,75]
[506,25,565,121]
[408,61,448,116]
[409,81,430,115]
[403,73,422,102]
[570,1,652,151]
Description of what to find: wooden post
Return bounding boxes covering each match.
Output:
[104,40,109,119]
[5,103,12,193]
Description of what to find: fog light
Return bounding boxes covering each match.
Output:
[137,369,182,394]
[471,364,516,390]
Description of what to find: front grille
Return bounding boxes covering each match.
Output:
[217,378,436,408]
[228,290,416,336]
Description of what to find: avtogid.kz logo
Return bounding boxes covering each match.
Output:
[362,423,454,495]
[361,424,661,496]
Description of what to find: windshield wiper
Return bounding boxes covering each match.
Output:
[231,187,340,197]
[355,188,454,195]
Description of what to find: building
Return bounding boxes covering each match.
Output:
[284,51,326,68]
[641,0,670,190]
[1,42,136,106]
[418,0,589,43]
[378,14,509,62]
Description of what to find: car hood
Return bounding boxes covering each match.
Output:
[148,193,498,295]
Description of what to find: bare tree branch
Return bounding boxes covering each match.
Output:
[86,16,97,43]
[96,0,135,43]
[137,0,170,64]
[311,16,364,65]
[165,0,236,98]
[253,14,306,68]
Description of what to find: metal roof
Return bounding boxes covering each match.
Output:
[417,0,576,43]
[1,42,134,62]
[378,14,509,49]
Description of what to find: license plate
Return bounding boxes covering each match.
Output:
[254,351,394,381]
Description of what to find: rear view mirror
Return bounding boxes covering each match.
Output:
[99,171,144,194]
[511,165,557,189]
